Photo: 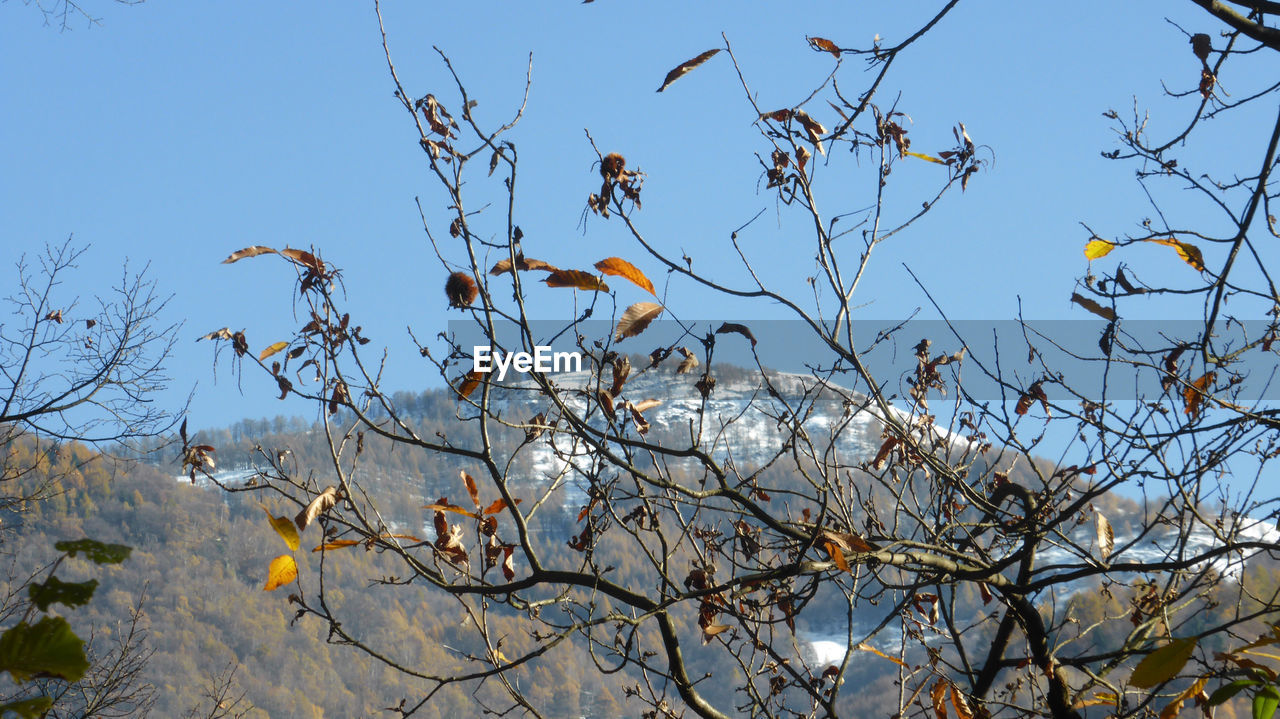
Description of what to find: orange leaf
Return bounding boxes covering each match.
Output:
[656,48,720,93]
[807,36,840,57]
[461,470,480,508]
[222,246,277,264]
[595,257,656,295]
[456,370,485,399]
[1182,372,1215,419]
[543,270,609,292]
[615,302,664,341]
[481,496,519,511]
[424,502,481,520]
[263,555,298,591]
[930,679,948,719]
[1147,238,1206,272]
[823,540,849,572]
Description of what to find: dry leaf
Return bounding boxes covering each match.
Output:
[222,246,278,264]
[461,470,480,509]
[489,257,557,275]
[258,341,288,362]
[1096,512,1114,559]
[543,269,610,292]
[456,370,485,399]
[1182,372,1215,419]
[294,486,340,532]
[807,36,840,57]
[656,48,721,92]
[1147,238,1206,272]
[595,257,656,295]
[715,322,757,347]
[615,302,664,341]
[1070,292,1117,321]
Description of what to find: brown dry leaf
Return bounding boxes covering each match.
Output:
[543,269,610,292]
[1182,372,1215,419]
[715,322,757,347]
[872,436,898,470]
[615,302,664,341]
[759,109,792,123]
[624,400,651,435]
[489,256,557,276]
[1015,379,1050,417]
[198,328,234,342]
[1147,238,1206,272]
[701,623,732,644]
[676,347,699,375]
[656,48,721,92]
[222,246,278,264]
[632,398,662,413]
[598,389,617,421]
[1070,292,1117,321]
[1191,33,1211,62]
[930,680,948,719]
[461,470,481,509]
[856,642,908,668]
[695,373,716,398]
[279,248,324,274]
[483,498,522,515]
[595,257,656,295]
[258,341,288,362]
[950,685,974,719]
[456,370,485,399]
[610,356,631,395]
[600,152,626,180]
[793,109,827,154]
[1159,675,1207,719]
[820,529,873,554]
[294,486,340,532]
[807,36,840,57]
[423,501,481,520]
[822,540,850,572]
[1096,512,1114,559]
[263,555,298,592]
[446,272,479,308]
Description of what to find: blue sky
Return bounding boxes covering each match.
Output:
[2,1,1256,430]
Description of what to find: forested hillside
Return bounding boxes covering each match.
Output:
[2,377,1275,717]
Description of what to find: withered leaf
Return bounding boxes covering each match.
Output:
[793,109,827,154]
[610,355,631,395]
[598,388,617,421]
[1096,511,1114,559]
[715,322,757,347]
[1070,292,1117,321]
[1182,372,1215,419]
[807,36,840,57]
[694,373,716,398]
[615,302,664,341]
[656,48,721,93]
[198,327,235,342]
[595,257,656,295]
[1146,238,1206,273]
[489,256,557,276]
[632,398,662,413]
[461,470,481,509]
[1015,379,1050,417]
[456,370,485,399]
[222,246,278,264]
[483,498,522,515]
[676,347,700,375]
[295,486,340,532]
[543,269,609,292]
[279,248,324,274]
[1191,33,1211,62]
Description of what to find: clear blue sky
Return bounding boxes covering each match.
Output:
[1,1,1255,431]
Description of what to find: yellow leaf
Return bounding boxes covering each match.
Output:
[1147,238,1206,272]
[258,341,289,362]
[855,642,908,667]
[263,554,298,591]
[1130,637,1198,689]
[1159,675,1208,719]
[1074,692,1118,709]
[1084,239,1115,260]
[262,506,300,551]
[906,150,946,164]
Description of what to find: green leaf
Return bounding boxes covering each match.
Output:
[0,696,55,718]
[0,617,89,683]
[1209,679,1261,706]
[28,577,98,612]
[1130,637,1198,689]
[1255,686,1280,719]
[54,539,131,565]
